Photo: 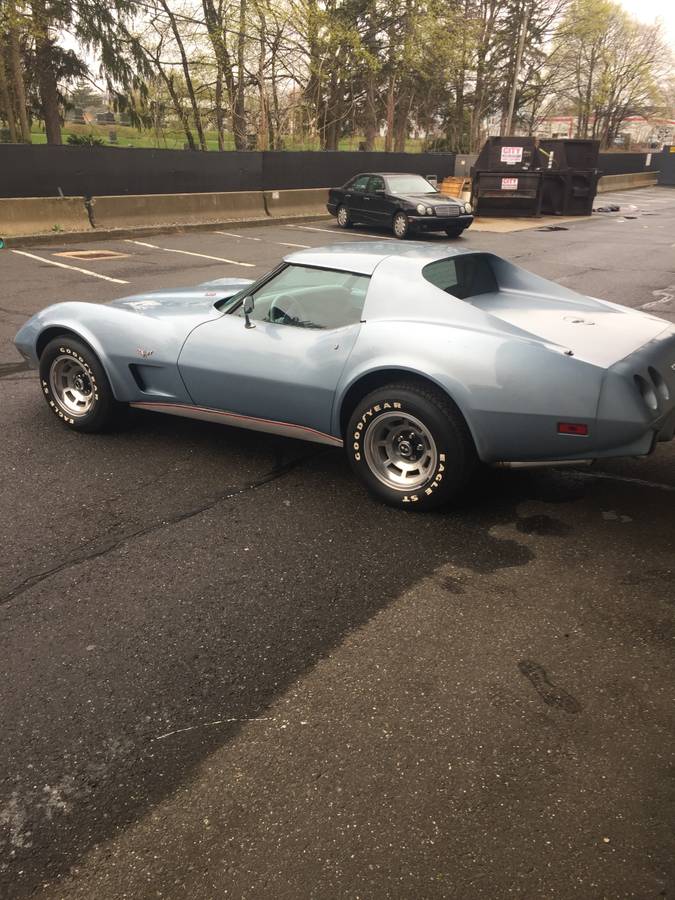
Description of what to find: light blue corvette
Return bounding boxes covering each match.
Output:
[14,241,675,509]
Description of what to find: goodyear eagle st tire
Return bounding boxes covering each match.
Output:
[346,383,476,510]
[39,335,127,433]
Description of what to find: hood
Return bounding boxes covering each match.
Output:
[108,277,253,317]
[398,193,462,208]
[471,290,672,368]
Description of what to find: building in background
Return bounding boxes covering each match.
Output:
[515,115,675,149]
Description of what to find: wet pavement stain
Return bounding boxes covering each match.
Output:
[440,575,465,594]
[517,660,582,713]
[516,514,572,536]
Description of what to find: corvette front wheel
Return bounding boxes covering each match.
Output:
[346,383,476,510]
[39,335,127,433]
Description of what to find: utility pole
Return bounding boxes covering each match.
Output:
[503,0,530,135]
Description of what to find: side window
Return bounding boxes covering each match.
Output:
[424,258,458,293]
[349,175,371,193]
[422,255,498,300]
[239,265,369,330]
[368,176,385,193]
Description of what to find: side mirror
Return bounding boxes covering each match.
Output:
[243,295,255,329]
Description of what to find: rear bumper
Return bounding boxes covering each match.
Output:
[327,203,338,216]
[593,327,675,455]
[472,326,675,465]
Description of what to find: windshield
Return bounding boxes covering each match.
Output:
[386,174,438,195]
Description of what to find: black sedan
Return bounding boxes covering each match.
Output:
[327,172,474,239]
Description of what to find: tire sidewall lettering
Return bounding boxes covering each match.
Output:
[350,400,448,503]
[46,344,99,425]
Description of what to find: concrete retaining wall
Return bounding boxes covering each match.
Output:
[0,197,91,236]
[264,188,328,218]
[91,191,266,229]
[2,173,659,240]
[597,171,659,192]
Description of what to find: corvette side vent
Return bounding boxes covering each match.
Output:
[648,366,670,402]
[634,374,658,411]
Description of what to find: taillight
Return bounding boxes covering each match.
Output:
[557,422,588,436]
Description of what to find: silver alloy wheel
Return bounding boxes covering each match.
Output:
[49,354,95,417]
[364,412,438,490]
[337,206,349,226]
[393,212,408,238]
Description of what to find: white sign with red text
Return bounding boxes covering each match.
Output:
[501,177,518,191]
[500,146,523,164]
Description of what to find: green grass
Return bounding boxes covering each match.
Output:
[28,122,426,152]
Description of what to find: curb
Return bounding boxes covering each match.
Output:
[1,212,333,249]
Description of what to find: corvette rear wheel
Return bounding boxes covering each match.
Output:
[336,205,353,229]
[392,211,410,239]
[346,383,476,510]
[39,335,127,432]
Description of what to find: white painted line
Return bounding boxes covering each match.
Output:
[129,239,164,249]
[639,285,674,310]
[285,225,341,234]
[572,470,675,493]
[214,231,262,241]
[154,716,275,741]
[125,239,255,268]
[215,232,309,249]
[286,225,396,241]
[10,249,129,284]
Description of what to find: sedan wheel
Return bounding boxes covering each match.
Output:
[392,211,410,239]
[39,335,128,433]
[445,225,465,238]
[346,382,476,510]
[336,205,353,229]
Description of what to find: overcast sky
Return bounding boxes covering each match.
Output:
[617,0,675,48]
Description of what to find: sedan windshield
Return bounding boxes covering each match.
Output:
[386,175,438,195]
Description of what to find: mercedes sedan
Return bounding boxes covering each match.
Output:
[327,172,474,239]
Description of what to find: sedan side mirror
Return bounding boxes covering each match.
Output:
[243,295,255,329]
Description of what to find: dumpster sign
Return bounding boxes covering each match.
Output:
[501,177,519,190]
[500,146,523,164]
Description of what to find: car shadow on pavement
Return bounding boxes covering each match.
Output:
[0,409,611,897]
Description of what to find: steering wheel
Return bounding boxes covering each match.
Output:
[267,293,302,325]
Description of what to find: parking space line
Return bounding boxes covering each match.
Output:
[10,249,130,284]
[214,231,262,241]
[286,225,396,240]
[125,240,255,268]
[214,231,309,250]
[573,470,675,493]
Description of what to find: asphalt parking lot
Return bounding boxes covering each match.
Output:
[1,186,674,899]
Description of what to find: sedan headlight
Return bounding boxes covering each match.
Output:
[464,202,472,214]
[426,207,434,215]
[416,204,426,215]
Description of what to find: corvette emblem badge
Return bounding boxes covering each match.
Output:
[137,348,154,359]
